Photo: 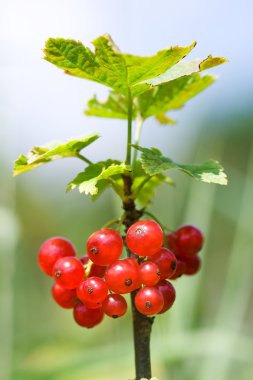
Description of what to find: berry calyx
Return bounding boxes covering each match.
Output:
[38,237,76,276]
[53,257,85,289]
[77,277,108,304]
[105,258,140,294]
[51,283,77,309]
[103,294,127,318]
[149,247,177,279]
[87,228,123,266]
[135,286,164,315]
[126,220,163,257]
[73,303,104,328]
[139,261,160,286]
[156,280,176,314]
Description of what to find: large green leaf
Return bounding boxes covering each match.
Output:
[44,34,223,97]
[132,145,227,185]
[13,135,98,176]
[67,160,131,196]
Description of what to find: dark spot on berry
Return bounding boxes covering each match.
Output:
[112,315,118,319]
[90,247,99,255]
[157,270,161,276]
[54,270,61,278]
[87,286,93,294]
[125,278,133,286]
[135,227,144,236]
[145,301,152,309]
[171,261,177,270]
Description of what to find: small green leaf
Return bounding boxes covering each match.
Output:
[85,92,130,119]
[133,174,174,206]
[13,135,98,176]
[137,73,215,121]
[132,145,227,185]
[67,160,132,196]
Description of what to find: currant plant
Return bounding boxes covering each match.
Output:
[13,34,227,380]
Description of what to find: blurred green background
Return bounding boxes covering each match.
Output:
[1,1,253,380]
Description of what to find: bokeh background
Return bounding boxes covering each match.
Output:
[1,1,253,379]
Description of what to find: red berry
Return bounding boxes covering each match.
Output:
[73,303,104,328]
[105,258,141,294]
[139,261,160,286]
[173,225,204,257]
[80,255,106,278]
[77,277,108,304]
[156,280,176,314]
[38,237,76,276]
[170,259,186,279]
[87,228,123,266]
[53,257,85,289]
[126,220,163,257]
[135,286,164,315]
[149,247,177,279]
[166,232,178,254]
[51,283,77,309]
[103,294,127,318]
[182,255,201,275]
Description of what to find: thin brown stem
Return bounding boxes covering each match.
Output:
[122,174,154,380]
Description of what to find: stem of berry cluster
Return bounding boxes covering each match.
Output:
[122,174,154,380]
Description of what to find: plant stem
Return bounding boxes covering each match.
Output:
[126,89,133,165]
[122,174,154,380]
[133,115,144,165]
[76,153,93,165]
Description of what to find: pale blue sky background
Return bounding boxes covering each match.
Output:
[0,0,252,175]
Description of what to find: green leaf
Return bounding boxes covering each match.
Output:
[67,160,132,196]
[132,145,227,185]
[137,73,216,121]
[133,174,174,206]
[143,56,227,87]
[85,92,130,119]
[45,35,226,98]
[44,35,128,95]
[13,135,98,176]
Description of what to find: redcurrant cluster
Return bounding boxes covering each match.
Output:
[38,220,204,328]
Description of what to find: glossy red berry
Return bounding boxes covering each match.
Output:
[80,255,106,278]
[149,247,177,279]
[173,225,204,257]
[182,255,201,275]
[103,294,127,318]
[84,300,103,309]
[73,303,104,328]
[87,228,123,266]
[156,280,176,314]
[105,258,141,294]
[38,237,76,276]
[77,277,108,304]
[139,261,160,286]
[53,257,84,289]
[51,283,77,309]
[135,286,164,315]
[126,220,163,257]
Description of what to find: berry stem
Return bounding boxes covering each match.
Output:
[122,174,154,380]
